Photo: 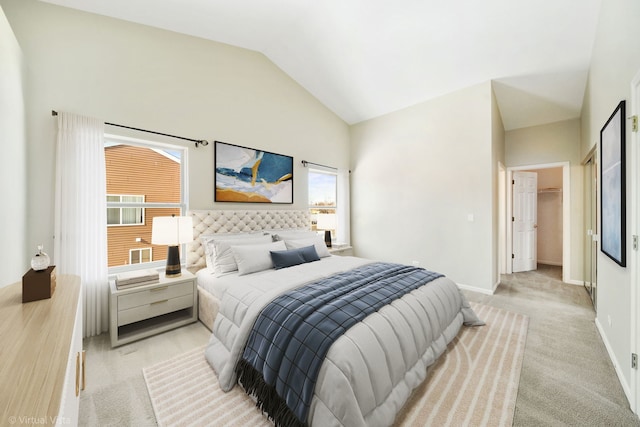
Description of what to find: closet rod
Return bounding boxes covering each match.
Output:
[51,110,210,147]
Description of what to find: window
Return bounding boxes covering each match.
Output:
[105,135,187,270]
[308,169,337,241]
[107,195,145,226]
[129,248,152,264]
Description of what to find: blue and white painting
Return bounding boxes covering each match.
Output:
[600,101,626,266]
[215,141,293,203]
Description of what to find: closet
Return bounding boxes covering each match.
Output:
[530,167,564,267]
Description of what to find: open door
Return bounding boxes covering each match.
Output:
[512,171,538,272]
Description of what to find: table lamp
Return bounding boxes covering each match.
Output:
[152,215,193,277]
[315,213,336,248]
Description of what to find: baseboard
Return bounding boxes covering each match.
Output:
[595,318,633,405]
[564,279,584,286]
[538,260,562,266]
[456,282,494,295]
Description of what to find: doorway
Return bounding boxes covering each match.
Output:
[505,162,571,283]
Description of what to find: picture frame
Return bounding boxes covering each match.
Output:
[214,141,293,204]
[600,100,626,267]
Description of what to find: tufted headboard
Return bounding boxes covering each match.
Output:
[186,209,310,271]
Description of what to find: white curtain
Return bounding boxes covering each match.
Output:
[54,112,108,337]
[337,168,351,245]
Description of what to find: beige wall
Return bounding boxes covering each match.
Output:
[505,119,583,282]
[0,0,349,265]
[581,0,640,396]
[350,82,496,292]
[0,5,27,287]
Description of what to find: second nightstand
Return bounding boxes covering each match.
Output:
[329,245,353,256]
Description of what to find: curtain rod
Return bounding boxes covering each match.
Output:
[301,160,351,173]
[301,160,337,170]
[51,110,210,147]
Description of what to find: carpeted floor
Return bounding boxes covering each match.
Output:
[467,265,640,426]
[142,303,527,427]
[80,265,640,426]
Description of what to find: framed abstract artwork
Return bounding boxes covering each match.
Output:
[214,141,293,204]
[600,100,626,267]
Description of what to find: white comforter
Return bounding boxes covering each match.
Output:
[205,256,482,426]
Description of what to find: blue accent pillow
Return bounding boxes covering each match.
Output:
[297,244,320,262]
[270,245,320,269]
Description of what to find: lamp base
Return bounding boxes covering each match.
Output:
[324,230,332,248]
[165,245,182,278]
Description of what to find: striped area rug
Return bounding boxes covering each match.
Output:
[143,302,528,427]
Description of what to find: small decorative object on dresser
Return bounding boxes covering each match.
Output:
[22,265,57,303]
[30,244,50,271]
[109,270,197,347]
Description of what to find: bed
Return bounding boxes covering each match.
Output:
[187,209,483,427]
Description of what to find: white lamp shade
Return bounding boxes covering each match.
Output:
[316,213,337,230]
[151,216,193,245]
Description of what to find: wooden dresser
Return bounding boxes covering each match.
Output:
[0,275,83,426]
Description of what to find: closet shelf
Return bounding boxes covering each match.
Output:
[538,187,562,193]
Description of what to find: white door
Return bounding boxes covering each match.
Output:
[512,171,538,272]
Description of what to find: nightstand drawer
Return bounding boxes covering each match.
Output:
[117,281,193,311]
[118,294,193,326]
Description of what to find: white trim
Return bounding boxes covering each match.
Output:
[505,162,571,283]
[629,68,640,414]
[596,317,633,403]
[499,162,507,274]
[105,133,184,151]
[457,282,495,296]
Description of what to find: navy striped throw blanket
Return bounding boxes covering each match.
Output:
[235,262,443,427]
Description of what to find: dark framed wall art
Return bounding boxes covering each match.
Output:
[600,100,626,267]
[214,141,293,204]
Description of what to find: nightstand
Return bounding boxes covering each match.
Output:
[109,270,197,347]
[329,245,353,256]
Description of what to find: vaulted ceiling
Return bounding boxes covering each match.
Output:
[39,0,602,130]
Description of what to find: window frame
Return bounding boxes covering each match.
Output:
[107,194,146,226]
[308,168,338,240]
[129,247,153,265]
[105,134,189,275]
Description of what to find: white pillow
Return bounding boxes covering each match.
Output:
[200,232,264,269]
[231,241,287,276]
[271,230,318,241]
[207,235,273,275]
[284,236,331,258]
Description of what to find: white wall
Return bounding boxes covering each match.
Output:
[350,82,496,292]
[505,119,583,282]
[581,0,640,397]
[0,0,349,264]
[0,5,28,287]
